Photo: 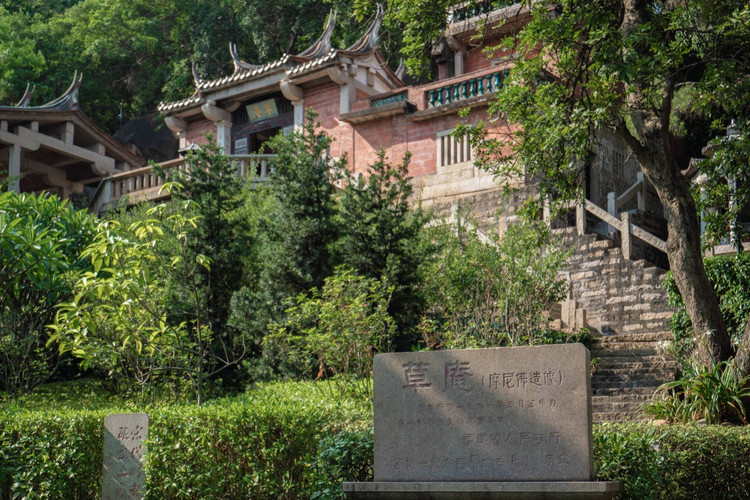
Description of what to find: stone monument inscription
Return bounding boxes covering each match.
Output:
[373,344,593,482]
[102,413,148,500]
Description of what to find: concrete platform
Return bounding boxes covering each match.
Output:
[343,481,622,499]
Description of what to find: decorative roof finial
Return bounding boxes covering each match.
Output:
[38,71,82,111]
[192,62,203,87]
[15,83,35,108]
[345,3,384,54]
[230,42,261,75]
[297,10,336,59]
[395,59,407,81]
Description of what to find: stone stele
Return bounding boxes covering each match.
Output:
[373,344,593,482]
[102,413,149,500]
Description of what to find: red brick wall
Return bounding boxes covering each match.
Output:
[464,46,508,74]
[303,82,342,155]
[349,108,494,178]
[185,118,214,146]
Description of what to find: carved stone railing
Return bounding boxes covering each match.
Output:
[90,154,274,214]
[608,172,648,215]
[426,70,509,108]
[556,199,667,261]
[371,91,408,108]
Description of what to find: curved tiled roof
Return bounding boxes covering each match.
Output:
[158,5,391,114]
[0,72,82,111]
[286,50,338,76]
[157,92,204,113]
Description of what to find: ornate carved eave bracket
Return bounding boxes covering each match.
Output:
[201,100,231,123]
[164,116,188,134]
[37,72,82,111]
[230,42,261,75]
[296,10,337,60]
[280,79,304,102]
[344,4,383,54]
[15,83,35,108]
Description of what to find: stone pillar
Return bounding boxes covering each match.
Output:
[293,100,305,131]
[8,143,21,192]
[446,36,467,77]
[281,79,305,131]
[200,101,232,152]
[215,120,231,152]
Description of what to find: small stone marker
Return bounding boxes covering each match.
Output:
[344,344,621,499]
[102,413,148,500]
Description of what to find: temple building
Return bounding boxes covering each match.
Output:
[143,3,653,239]
[7,1,697,421]
[0,72,144,202]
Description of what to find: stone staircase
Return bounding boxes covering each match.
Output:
[551,228,680,422]
[590,333,679,422]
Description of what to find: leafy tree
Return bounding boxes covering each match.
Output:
[266,267,394,398]
[229,114,344,379]
[421,212,570,349]
[0,0,376,129]
[264,112,345,297]
[396,0,750,367]
[50,197,244,404]
[335,150,434,345]
[0,6,45,103]
[164,137,254,359]
[0,192,96,399]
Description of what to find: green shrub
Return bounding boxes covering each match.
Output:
[645,360,750,424]
[1,381,370,500]
[594,423,750,499]
[0,408,106,499]
[664,252,750,361]
[309,429,374,500]
[266,268,394,398]
[422,213,570,349]
[7,382,750,500]
[0,191,98,398]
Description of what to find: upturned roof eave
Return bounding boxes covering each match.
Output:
[0,107,145,167]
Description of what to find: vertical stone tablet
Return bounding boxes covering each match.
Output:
[102,413,148,500]
[373,344,593,482]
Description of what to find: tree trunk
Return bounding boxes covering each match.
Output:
[617,0,733,364]
[735,318,750,375]
[630,135,733,364]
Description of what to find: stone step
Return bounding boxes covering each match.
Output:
[594,358,678,369]
[593,411,648,423]
[591,346,664,357]
[592,332,672,343]
[592,401,645,413]
[591,386,657,397]
[592,379,663,390]
[592,393,652,404]
[593,372,674,383]
[593,354,675,364]
[594,364,678,376]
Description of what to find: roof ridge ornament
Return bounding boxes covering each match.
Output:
[15,83,36,108]
[37,71,82,111]
[395,59,407,81]
[192,62,203,87]
[229,42,261,75]
[296,10,336,60]
[345,3,384,54]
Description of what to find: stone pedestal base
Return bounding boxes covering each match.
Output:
[343,481,621,500]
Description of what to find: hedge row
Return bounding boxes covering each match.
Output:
[3,387,750,499]
[1,382,371,500]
